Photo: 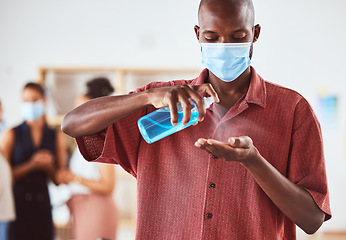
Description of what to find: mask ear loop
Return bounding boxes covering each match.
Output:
[251,26,256,43]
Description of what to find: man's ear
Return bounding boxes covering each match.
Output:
[194,25,200,41]
[253,24,261,43]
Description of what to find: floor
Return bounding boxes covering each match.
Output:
[298,232,346,240]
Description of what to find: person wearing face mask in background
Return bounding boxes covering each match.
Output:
[61,0,331,238]
[0,99,16,240]
[56,78,117,240]
[0,83,66,240]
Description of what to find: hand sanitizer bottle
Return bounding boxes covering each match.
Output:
[138,97,214,144]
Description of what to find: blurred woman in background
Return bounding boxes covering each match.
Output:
[0,83,66,240]
[57,78,117,240]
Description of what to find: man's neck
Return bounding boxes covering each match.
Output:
[207,67,252,115]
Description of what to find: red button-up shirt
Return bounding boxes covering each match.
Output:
[77,67,331,239]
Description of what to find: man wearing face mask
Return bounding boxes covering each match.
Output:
[0,83,66,240]
[61,0,331,239]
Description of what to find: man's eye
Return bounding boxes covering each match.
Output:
[233,33,247,39]
[204,37,218,41]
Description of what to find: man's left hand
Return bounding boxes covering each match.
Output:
[194,136,258,163]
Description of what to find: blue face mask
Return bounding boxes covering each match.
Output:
[20,100,45,121]
[201,42,252,82]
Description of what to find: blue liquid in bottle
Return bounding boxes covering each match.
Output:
[138,97,214,144]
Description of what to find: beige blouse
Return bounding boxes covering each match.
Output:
[0,152,15,221]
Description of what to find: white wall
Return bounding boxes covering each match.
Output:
[0,0,203,125]
[1,0,346,233]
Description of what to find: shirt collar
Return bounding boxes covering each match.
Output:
[245,66,266,108]
[191,66,266,108]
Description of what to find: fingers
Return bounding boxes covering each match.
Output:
[177,83,218,123]
[151,83,219,126]
[167,85,201,125]
[192,83,219,122]
[35,150,54,158]
[168,91,179,126]
[196,138,220,151]
[195,136,254,162]
[32,150,54,168]
[182,86,205,122]
[194,138,208,148]
[56,169,72,184]
[206,139,227,158]
[178,88,193,125]
[193,83,220,103]
[228,136,253,148]
[195,138,224,159]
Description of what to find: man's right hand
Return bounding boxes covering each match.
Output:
[62,83,219,138]
[146,83,219,126]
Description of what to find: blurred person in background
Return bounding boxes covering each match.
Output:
[0,83,66,240]
[57,78,117,240]
[0,100,15,240]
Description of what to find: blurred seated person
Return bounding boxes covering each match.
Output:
[57,78,117,240]
[0,83,66,240]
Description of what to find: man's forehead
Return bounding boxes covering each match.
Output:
[198,0,254,26]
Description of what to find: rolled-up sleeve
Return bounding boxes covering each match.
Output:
[287,98,331,220]
[76,107,147,178]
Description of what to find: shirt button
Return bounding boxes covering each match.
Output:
[36,193,44,201]
[206,213,213,219]
[25,193,32,201]
[209,183,216,188]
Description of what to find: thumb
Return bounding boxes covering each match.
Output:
[228,136,253,148]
